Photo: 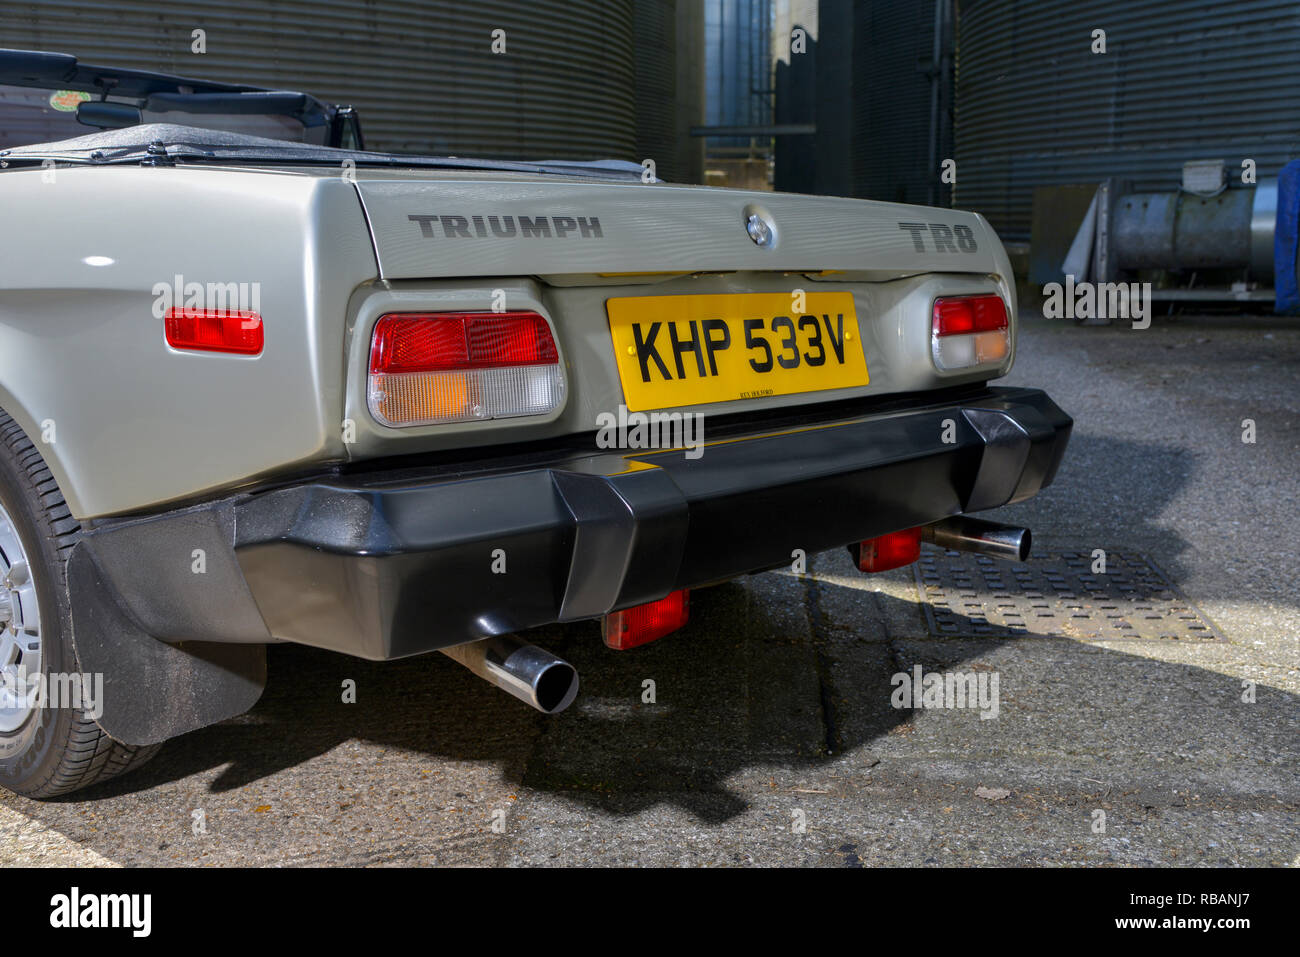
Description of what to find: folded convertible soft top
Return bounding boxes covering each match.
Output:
[0,122,651,181]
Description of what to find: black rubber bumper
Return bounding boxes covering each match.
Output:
[72,386,1071,661]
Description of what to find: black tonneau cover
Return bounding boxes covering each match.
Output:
[0,123,651,181]
[0,48,315,104]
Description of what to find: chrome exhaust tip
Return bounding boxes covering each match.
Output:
[922,516,1032,562]
[440,635,579,714]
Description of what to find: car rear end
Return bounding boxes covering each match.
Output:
[0,153,1072,784]
[73,168,1069,670]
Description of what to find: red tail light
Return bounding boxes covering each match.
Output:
[930,295,1010,371]
[368,311,564,426]
[932,295,1008,337]
[370,312,559,373]
[602,589,690,650]
[851,527,922,572]
[164,307,263,355]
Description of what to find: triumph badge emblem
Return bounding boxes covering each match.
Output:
[743,206,777,249]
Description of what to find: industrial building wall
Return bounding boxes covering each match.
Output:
[705,0,773,148]
[773,0,948,204]
[635,0,705,183]
[955,0,1300,241]
[851,0,949,208]
[0,0,703,181]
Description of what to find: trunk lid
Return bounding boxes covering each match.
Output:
[337,171,1015,463]
[352,172,1000,280]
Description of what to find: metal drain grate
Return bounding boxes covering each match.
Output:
[913,549,1225,641]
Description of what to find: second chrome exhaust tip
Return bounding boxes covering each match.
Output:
[441,635,579,714]
[922,516,1032,562]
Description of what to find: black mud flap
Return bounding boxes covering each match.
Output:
[66,543,266,747]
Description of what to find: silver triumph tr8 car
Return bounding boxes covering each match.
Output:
[0,50,1070,797]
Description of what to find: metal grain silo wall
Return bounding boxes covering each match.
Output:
[0,0,654,162]
[955,0,1300,241]
[632,0,704,183]
[851,0,948,207]
[673,0,706,184]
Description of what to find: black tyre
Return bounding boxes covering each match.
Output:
[0,409,159,798]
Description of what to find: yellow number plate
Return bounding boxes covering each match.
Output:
[606,292,868,411]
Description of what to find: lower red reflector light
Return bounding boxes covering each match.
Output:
[851,527,922,572]
[165,307,263,355]
[602,589,690,650]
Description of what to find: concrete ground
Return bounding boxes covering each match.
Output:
[2,310,1297,866]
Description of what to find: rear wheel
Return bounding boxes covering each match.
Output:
[0,410,159,798]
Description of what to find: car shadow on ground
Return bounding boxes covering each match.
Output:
[59,427,1298,840]
[65,563,1299,841]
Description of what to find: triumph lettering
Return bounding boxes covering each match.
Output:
[409,214,604,239]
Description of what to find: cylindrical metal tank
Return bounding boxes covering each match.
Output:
[955,0,1300,241]
[1111,183,1276,278]
[0,0,700,178]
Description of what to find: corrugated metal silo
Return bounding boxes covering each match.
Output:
[955,0,1300,241]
